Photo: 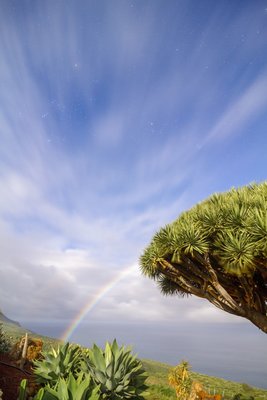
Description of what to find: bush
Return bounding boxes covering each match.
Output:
[33,342,82,387]
[232,394,254,400]
[33,339,147,399]
[0,323,11,353]
[82,339,148,399]
[19,374,100,400]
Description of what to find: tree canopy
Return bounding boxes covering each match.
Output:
[140,182,267,333]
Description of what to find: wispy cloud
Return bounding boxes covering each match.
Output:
[206,73,267,143]
[0,1,267,327]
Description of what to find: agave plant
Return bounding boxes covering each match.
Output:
[18,379,27,400]
[82,339,148,399]
[33,373,100,400]
[33,342,82,387]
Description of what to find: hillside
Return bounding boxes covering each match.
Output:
[1,319,267,400]
[0,318,61,352]
[142,359,267,400]
[0,310,20,327]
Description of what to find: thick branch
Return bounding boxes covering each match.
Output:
[204,254,243,313]
[157,259,206,298]
[246,309,267,334]
[239,276,254,307]
[181,254,210,281]
[205,292,241,316]
[157,255,267,333]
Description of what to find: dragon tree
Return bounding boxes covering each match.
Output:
[140,182,267,333]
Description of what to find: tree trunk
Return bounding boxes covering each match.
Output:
[246,310,267,334]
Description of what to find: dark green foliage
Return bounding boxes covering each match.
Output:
[241,383,254,393]
[33,342,82,387]
[140,182,267,332]
[232,394,255,400]
[32,340,147,399]
[37,373,100,400]
[19,375,100,400]
[0,323,11,353]
[83,339,148,399]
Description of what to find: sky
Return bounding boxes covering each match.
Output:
[1,0,267,346]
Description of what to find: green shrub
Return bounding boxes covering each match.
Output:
[36,373,100,400]
[20,374,100,400]
[33,340,148,399]
[33,342,82,387]
[0,323,11,353]
[232,394,254,400]
[241,383,253,393]
[82,339,148,399]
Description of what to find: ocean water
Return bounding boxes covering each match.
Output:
[24,320,267,389]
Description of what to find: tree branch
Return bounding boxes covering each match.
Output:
[204,253,243,313]
[157,259,206,298]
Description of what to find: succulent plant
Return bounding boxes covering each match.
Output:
[18,379,27,400]
[33,342,82,387]
[83,339,148,399]
[33,373,100,400]
[168,360,192,400]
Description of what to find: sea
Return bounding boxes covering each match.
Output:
[23,320,267,390]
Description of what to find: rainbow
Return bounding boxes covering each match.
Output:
[61,264,137,342]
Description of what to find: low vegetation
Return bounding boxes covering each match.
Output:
[142,359,267,400]
[31,339,147,399]
[33,342,82,386]
[168,360,192,400]
[0,323,11,353]
[82,339,147,399]
[0,320,60,352]
[1,320,267,400]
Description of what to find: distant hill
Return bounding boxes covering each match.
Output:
[0,310,20,327]
[0,316,61,352]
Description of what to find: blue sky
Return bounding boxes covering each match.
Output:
[1,0,267,332]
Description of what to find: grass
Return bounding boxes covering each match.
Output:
[0,320,62,352]
[142,359,267,400]
[1,319,267,400]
